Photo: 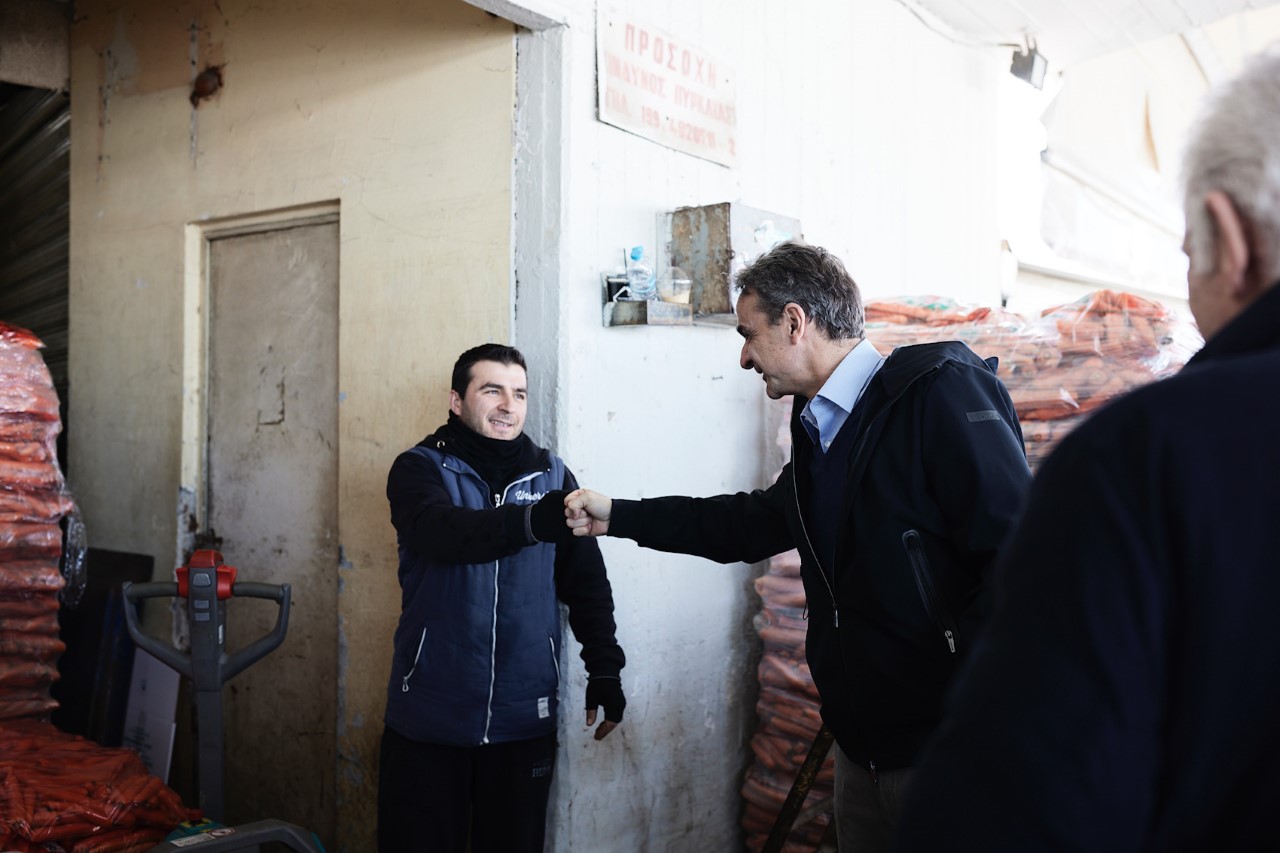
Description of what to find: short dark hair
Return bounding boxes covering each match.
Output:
[451,343,527,395]
[733,241,864,340]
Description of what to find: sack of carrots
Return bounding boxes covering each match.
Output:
[741,548,835,852]
[865,296,1031,361]
[1015,290,1199,406]
[0,718,200,852]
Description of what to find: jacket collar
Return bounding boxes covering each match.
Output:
[420,421,550,474]
[788,340,995,441]
[874,340,996,397]
[1187,281,1280,367]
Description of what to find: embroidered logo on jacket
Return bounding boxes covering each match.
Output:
[513,489,546,503]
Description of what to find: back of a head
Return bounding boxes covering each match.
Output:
[451,343,527,394]
[733,241,865,340]
[1183,49,1280,283]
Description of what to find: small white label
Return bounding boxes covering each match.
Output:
[537,697,550,718]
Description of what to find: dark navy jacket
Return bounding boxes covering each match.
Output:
[383,424,623,747]
[893,284,1280,852]
[609,341,1031,770]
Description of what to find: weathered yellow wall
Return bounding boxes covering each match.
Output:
[68,1,513,847]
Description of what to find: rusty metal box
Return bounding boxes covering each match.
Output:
[668,202,802,323]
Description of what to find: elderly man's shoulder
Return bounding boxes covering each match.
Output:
[1135,344,1280,414]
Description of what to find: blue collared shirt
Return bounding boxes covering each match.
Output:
[800,340,885,453]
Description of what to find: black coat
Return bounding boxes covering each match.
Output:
[609,341,1031,769]
[893,285,1280,851]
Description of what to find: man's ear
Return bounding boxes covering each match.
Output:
[782,303,807,342]
[449,389,463,416]
[1204,190,1253,297]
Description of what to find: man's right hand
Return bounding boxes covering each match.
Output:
[565,489,612,537]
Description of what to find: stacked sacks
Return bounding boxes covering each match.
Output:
[0,322,197,850]
[864,292,1200,470]
[0,323,75,720]
[742,548,834,851]
[1007,291,1200,469]
[741,399,835,852]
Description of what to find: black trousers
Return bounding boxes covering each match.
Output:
[377,725,558,853]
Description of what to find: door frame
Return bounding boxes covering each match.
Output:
[177,202,340,591]
[459,0,569,450]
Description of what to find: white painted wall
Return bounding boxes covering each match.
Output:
[496,0,1006,849]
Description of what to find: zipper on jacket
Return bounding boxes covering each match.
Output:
[903,529,958,654]
[401,627,427,692]
[482,559,499,744]
[479,470,551,745]
[870,760,878,784]
[789,452,838,628]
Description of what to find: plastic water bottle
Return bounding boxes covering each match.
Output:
[626,246,657,301]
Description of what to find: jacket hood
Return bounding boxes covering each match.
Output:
[875,340,998,397]
[790,340,999,427]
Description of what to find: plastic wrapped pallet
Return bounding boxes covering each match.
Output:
[865,292,1201,470]
[0,325,200,851]
[1009,291,1200,468]
[0,322,81,721]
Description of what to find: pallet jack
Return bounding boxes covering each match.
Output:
[123,549,325,852]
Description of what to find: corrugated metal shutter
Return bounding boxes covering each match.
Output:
[0,83,70,465]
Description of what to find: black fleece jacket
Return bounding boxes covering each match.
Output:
[608,341,1031,770]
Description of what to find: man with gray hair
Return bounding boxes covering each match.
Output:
[565,241,1031,851]
[891,50,1280,851]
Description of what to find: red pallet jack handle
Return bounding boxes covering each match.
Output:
[176,550,238,600]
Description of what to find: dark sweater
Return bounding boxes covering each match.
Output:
[805,403,867,573]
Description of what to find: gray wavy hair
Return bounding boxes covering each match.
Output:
[733,241,865,340]
[1183,49,1280,284]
